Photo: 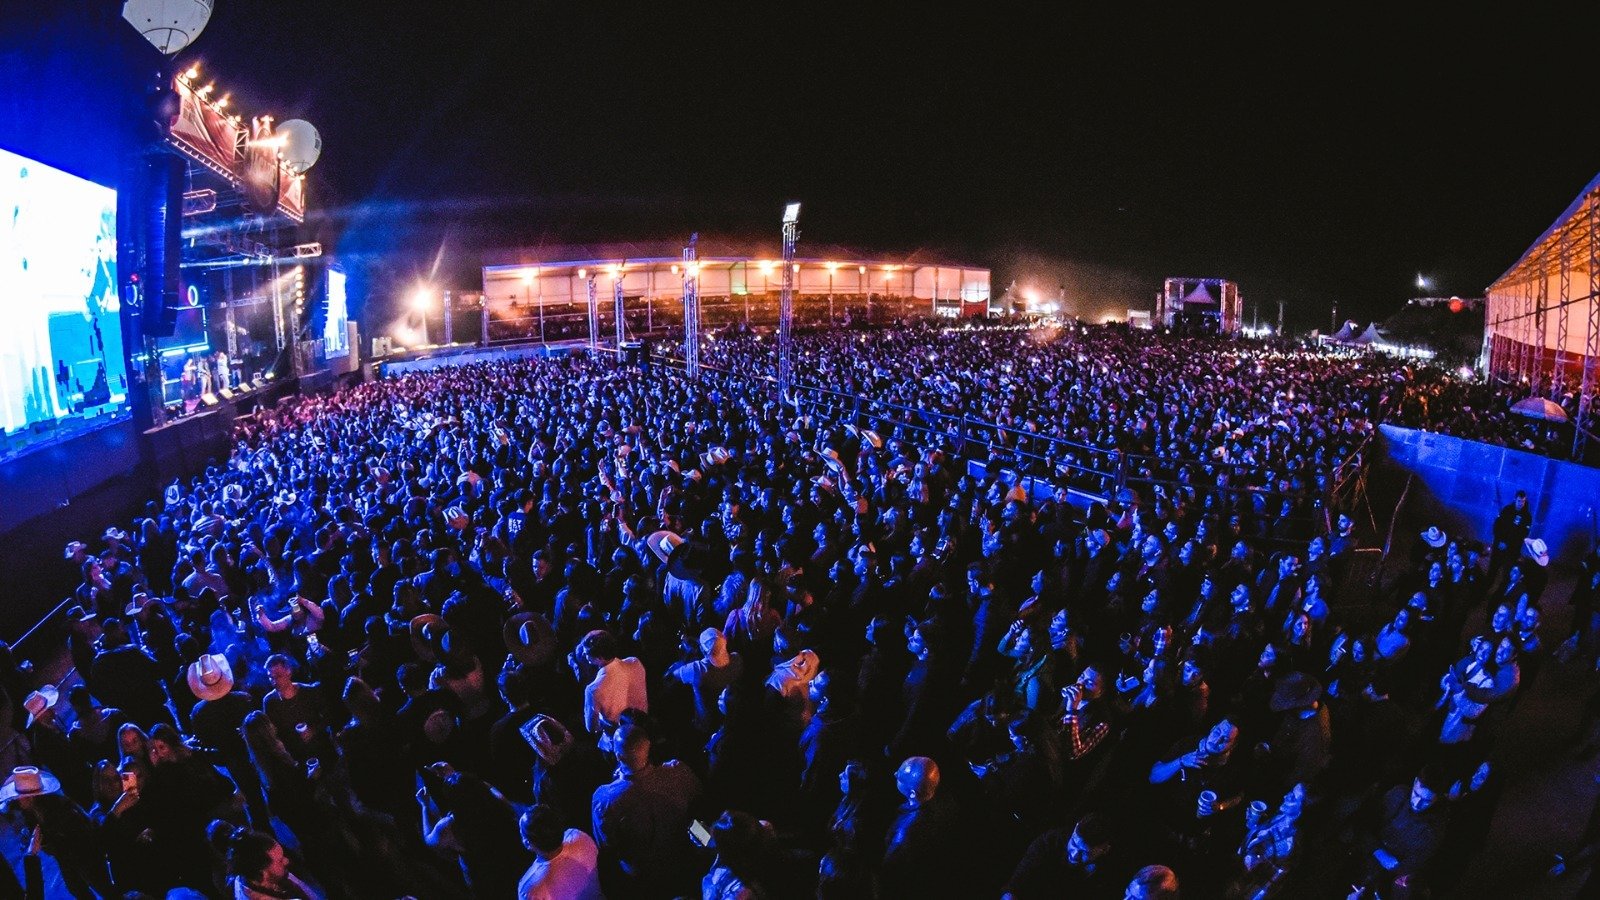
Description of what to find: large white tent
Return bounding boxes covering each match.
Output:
[1483,172,1600,454]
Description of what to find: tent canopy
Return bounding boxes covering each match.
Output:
[1353,323,1383,345]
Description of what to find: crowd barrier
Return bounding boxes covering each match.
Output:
[1377,424,1600,567]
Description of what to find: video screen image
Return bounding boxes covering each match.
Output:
[324,267,350,358]
[0,146,126,435]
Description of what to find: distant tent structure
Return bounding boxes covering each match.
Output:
[1353,323,1383,345]
[1155,277,1242,333]
[1328,320,1358,343]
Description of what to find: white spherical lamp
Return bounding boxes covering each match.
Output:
[122,0,215,55]
[276,119,322,174]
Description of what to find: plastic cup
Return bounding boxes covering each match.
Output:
[1246,800,1269,829]
[1197,790,1217,817]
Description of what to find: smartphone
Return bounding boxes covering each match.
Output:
[306,633,321,653]
[687,819,712,848]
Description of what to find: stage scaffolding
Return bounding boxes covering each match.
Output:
[1484,173,1600,458]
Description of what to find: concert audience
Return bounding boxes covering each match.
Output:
[0,322,1580,898]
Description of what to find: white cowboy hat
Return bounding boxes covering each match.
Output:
[0,767,61,804]
[186,653,235,702]
[124,591,157,617]
[62,541,88,560]
[22,686,58,728]
[102,527,127,542]
[1420,526,1446,549]
[1524,537,1550,567]
[645,530,684,565]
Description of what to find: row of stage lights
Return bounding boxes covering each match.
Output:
[515,262,899,283]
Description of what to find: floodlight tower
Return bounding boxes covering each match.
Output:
[779,203,800,391]
[683,234,700,379]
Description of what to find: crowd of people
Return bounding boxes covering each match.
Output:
[0,323,1590,899]
[1387,367,1584,461]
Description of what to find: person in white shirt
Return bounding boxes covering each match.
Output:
[518,804,605,900]
[576,630,648,738]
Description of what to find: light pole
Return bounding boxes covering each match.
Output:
[859,265,867,322]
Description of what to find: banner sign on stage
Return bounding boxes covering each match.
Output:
[167,77,305,222]
[168,78,242,179]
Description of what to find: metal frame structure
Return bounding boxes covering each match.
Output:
[1484,173,1600,457]
[613,263,626,349]
[778,204,799,391]
[584,269,599,351]
[682,234,700,378]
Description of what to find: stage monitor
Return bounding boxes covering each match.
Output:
[324,266,350,358]
[0,146,128,444]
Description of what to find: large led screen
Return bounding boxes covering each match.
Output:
[0,146,127,435]
[324,267,350,358]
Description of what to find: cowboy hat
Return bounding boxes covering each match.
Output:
[644,530,684,566]
[846,426,884,450]
[22,686,58,728]
[1524,537,1550,567]
[699,447,732,469]
[124,591,157,617]
[503,611,557,667]
[408,613,448,661]
[0,767,61,804]
[1420,526,1446,549]
[1269,672,1323,713]
[62,541,88,561]
[186,653,235,702]
[102,526,127,542]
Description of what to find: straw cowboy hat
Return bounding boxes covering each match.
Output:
[62,541,88,561]
[22,686,58,728]
[186,653,235,702]
[845,425,884,451]
[699,447,733,469]
[1420,526,1447,549]
[503,611,558,667]
[1523,537,1551,568]
[0,767,61,805]
[409,613,448,661]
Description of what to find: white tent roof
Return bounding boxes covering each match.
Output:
[1181,282,1217,305]
[1353,323,1383,345]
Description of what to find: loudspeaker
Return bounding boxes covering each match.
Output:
[140,152,184,338]
[621,339,644,367]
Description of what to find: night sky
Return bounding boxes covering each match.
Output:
[184,2,1600,328]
